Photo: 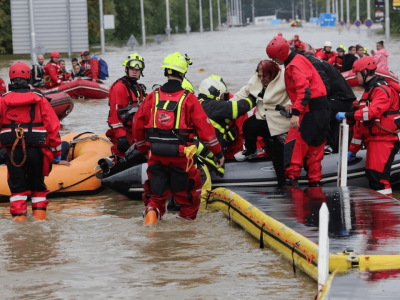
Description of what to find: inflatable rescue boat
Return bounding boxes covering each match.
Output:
[40,78,109,99]
[101,150,400,200]
[48,91,74,121]
[342,68,399,87]
[0,132,112,202]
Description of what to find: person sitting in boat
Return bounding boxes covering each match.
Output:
[71,57,78,68]
[355,44,365,59]
[196,75,256,177]
[0,77,5,96]
[336,56,400,197]
[233,60,291,188]
[133,52,224,225]
[267,36,330,188]
[72,64,86,79]
[304,52,356,155]
[288,35,303,52]
[59,60,73,82]
[82,51,100,82]
[106,53,147,158]
[315,41,335,61]
[44,51,63,88]
[370,41,389,71]
[327,47,345,72]
[341,46,357,72]
[79,51,86,67]
[0,62,62,222]
[30,54,46,88]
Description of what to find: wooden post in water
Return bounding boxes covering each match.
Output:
[317,203,330,298]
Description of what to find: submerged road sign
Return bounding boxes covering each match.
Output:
[127,34,139,47]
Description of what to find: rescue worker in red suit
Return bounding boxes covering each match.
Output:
[315,41,336,61]
[0,77,6,95]
[133,52,224,225]
[44,51,63,88]
[0,62,62,222]
[106,53,146,158]
[83,51,100,81]
[327,47,345,72]
[288,34,303,52]
[336,57,400,197]
[267,36,330,187]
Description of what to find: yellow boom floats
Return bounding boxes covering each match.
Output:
[205,187,400,295]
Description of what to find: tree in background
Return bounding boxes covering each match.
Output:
[87,0,116,44]
[0,0,12,54]
[113,0,226,44]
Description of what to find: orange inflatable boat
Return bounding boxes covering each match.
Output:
[0,132,112,202]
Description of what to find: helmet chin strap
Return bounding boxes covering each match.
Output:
[361,69,371,88]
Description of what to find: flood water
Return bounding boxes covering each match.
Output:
[0,23,400,299]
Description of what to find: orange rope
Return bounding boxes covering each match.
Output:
[10,127,27,168]
[212,191,316,265]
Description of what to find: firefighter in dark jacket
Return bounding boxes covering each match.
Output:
[106,53,147,158]
[196,76,256,176]
[133,52,224,225]
[0,62,62,222]
[267,36,330,187]
[336,57,400,197]
[305,52,356,153]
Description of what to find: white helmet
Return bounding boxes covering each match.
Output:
[198,77,227,100]
[324,41,332,47]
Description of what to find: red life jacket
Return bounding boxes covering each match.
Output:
[145,89,194,156]
[0,91,48,146]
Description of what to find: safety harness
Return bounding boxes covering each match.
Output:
[146,89,194,157]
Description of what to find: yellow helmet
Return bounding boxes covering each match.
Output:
[339,44,347,52]
[161,52,192,74]
[122,53,145,70]
[182,78,194,93]
[363,47,369,55]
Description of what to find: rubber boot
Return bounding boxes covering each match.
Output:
[13,215,27,223]
[167,197,181,212]
[145,210,157,226]
[33,209,47,220]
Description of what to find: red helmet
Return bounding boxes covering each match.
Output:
[353,56,377,72]
[315,51,326,60]
[277,32,282,37]
[81,51,85,56]
[266,36,290,61]
[50,51,60,58]
[294,34,299,39]
[9,62,31,80]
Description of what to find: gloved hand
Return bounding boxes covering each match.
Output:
[336,112,346,122]
[53,155,61,164]
[348,151,356,162]
[117,136,130,153]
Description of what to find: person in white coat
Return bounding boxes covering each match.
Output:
[233,60,292,187]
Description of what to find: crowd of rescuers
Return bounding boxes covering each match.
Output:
[28,50,101,89]
[0,36,398,224]
[286,34,389,72]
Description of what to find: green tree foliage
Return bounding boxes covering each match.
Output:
[113,0,227,44]
[0,0,12,54]
[87,0,116,44]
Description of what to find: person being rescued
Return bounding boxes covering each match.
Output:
[133,52,224,225]
[336,56,400,197]
[44,51,64,88]
[0,62,62,222]
[59,60,73,82]
[233,60,292,188]
[195,75,256,177]
[72,64,87,79]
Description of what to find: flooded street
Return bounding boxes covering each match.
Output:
[0,23,400,299]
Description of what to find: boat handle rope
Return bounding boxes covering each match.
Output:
[10,126,27,168]
[212,191,316,265]
[69,134,113,145]
[227,199,234,221]
[292,240,301,274]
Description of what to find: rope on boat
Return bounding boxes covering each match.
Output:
[70,134,113,145]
